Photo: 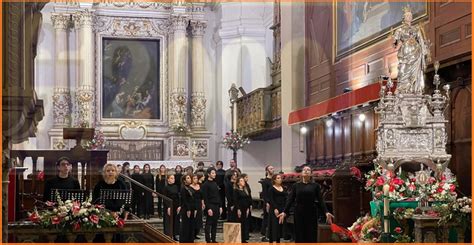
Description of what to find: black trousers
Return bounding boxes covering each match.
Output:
[131,192,143,216]
[143,192,153,217]
[227,204,236,222]
[157,196,163,216]
[180,210,196,242]
[261,204,270,238]
[194,207,203,236]
[237,210,250,242]
[204,205,219,242]
[219,187,227,219]
[269,209,284,243]
[164,206,180,237]
[294,205,318,242]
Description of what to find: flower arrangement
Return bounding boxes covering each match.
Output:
[364,164,457,202]
[434,197,472,227]
[222,131,250,151]
[392,226,411,243]
[28,192,124,231]
[84,130,106,150]
[332,213,382,242]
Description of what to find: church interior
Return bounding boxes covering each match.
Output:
[2,0,472,243]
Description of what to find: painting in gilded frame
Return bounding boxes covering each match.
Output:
[335,1,428,60]
[102,38,160,119]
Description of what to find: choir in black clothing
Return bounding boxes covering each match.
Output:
[260,165,274,241]
[130,165,144,216]
[201,168,222,243]
[268,174,287,243]
[191,173,204,238]
[233,176,252,243]
[215,161,227,219]
[174,165,183,190]
[142,164,155,219]
[155,164,167,218]
[163,174,180,240]
[179,174,196,242]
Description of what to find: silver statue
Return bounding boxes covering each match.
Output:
[392,6,431,94]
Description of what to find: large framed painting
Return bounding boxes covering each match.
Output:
[335,1,428,60]
[102,38,160,119]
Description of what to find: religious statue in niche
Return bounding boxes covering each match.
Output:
[392,5,431,95]
[102,38,161,119]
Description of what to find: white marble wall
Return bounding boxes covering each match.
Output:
[24,2,277,197]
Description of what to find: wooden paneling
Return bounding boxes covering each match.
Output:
[334,118,343,158]
[325,120,334,158]
[342,115,352,158]
[315,121,325,160]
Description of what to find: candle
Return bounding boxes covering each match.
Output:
[398,166,402,176]
[383,184,390,233]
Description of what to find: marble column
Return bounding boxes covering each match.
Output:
[169,14,188,129]
[51,13,71,128]
[73,9,95,127]
[190,20,207,130]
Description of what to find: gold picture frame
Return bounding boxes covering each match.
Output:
[333,1,429,61]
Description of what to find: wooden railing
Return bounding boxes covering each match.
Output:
[236,84,281,139]
[8,219,174,243]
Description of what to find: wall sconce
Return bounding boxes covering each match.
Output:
[325,118,333,128]
[359,113,366,122]
[300,125,308,135]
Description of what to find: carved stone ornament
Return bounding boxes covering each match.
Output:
[190,20,207,37]
[118,121,147,140]
[52,138,67,150]
[76,85,95,126]
[191,92,206,129]
[170,88,187,128]
[52,87,71,127]
[73,9,94,29]
[51,14,70,31]
[94,18,171,37]
[170,15,188,32]
[93,0,171,10]
[172,137,190,157]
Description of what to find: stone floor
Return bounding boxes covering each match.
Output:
[146,216,293,243]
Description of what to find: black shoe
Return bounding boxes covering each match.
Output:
[195,236,200,239]
[261,237,269,242]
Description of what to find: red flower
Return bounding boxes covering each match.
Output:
[437,187,444,193]
[441,174,447,181]
[449,184,456,192]
[73,222,81,231]
[375,191,383,198]
[394,227,402,234]
[376,177,385,186]
[428,177,436,184]
[408,184,416,191]
[366,179,374,187]
[389,184,395,192]
[89,214,99,224]
[37,171,44,181]
[117,218,125,228]
[72,200,81,214]
[95,204,105,209]
[29,212,40,223]
[51,216,61,225]
[392,178,404,186]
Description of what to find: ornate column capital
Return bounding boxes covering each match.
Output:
[73,9,94,29]
[170,14,188,32]
[51,14,70,31]
[190,20,207,37]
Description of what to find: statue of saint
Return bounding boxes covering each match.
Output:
[392,6,431,94]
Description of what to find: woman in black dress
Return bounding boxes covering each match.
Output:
[233,176,252,243]
[225,170,238,222]
[175,165,183,190]
[180,174,196,242]
[191,173,204,238]
[163,174,180,240]
[155,164,167,218]
[278,166,334,242]
[268,174,287,243]
[130,165,144,216]
[142,164,154,219]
